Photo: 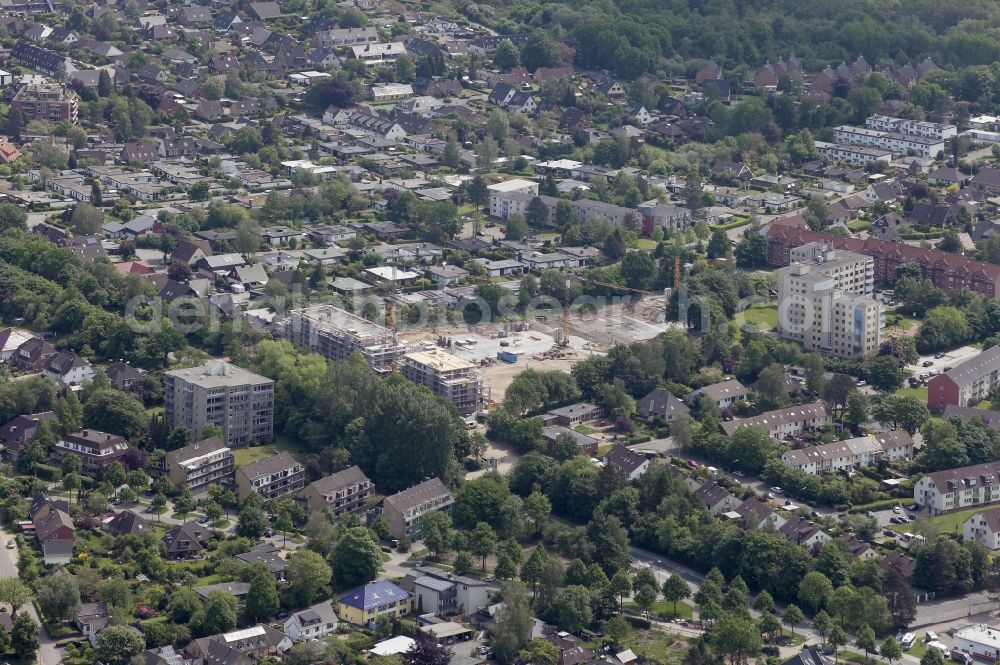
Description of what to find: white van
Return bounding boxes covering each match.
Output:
[926,632,939,643]
[900,633,916,650]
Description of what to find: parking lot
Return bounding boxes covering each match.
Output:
[905,345,981,382]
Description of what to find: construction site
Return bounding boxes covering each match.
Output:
[279,286,671,405]
[280,304,408,372]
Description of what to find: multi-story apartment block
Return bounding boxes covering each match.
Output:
[165,436,235,496]
[12,83,79,123]
[721,402,831,441]
[914,461,1000,515]
[301,465,374,517]
[815,141,893,167]
[283,305,406,373]
[637,202,693,233]
[928,346,1000,412]
[400,350,485,416]
[777,242,883,358]
[51,429,136,479]
[235,451,305,501]
[163,363,274,448]
[832,125,945,158]
[865,115,957,141]
[382,477,454,540]
[487,178,539,219]
[781,431,914,475]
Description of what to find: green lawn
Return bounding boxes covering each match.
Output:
[883,308,920,334]
[741,304,778,329]
[636,239,657,250]
[893,505,982,535]
[908,642,927,659]
[895,386,928,402]
[233,435,309,467]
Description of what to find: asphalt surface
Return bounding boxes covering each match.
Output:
[0,523,60,665]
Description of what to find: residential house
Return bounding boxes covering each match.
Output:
[76,602,110,647]
[964,507,1000,550]
[636,388,691,422]
[696,482,739,514]
[734,497,786,531]
[541,426,598,456]
[31,496,74,565]
[338,581,412,625]
[103,510,150,538]
[105,362,144,392]
[547,403,605,426]
[51,429,137,479]
[409,565,490,617]
[162,520,212,559]
[41,350,94,385]
[11,337,56,372]
[690,379,749,410]
[284,600,339,641]
[779,516,830,549]
[603,444,650,480]
[236,544,287,582]
[0,411,55,459]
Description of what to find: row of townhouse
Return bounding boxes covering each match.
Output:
[781,431,914,475]
[721,402,831,440]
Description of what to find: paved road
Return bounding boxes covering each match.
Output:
[0,524,61,665]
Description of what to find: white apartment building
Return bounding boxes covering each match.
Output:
[163,363,274,448]
[914,461,1000,515]
[833,125,945,158]
[865,115,957,141]
[815,141,893,167]
[487,178,538,219]
[778,242,883,358]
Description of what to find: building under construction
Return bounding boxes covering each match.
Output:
[400,349,486,415]
[282,305,407,372]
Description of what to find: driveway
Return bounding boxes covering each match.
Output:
[0,524,61,665]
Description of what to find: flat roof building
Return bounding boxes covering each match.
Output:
[164,363,274,448]
[400,350,485,416]
[165,436,234,496]
[282,305,406,373]
[777,241,882,358]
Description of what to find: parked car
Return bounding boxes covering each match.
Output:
[935,352,946,359]
[769,486,783,494]
[951,651,973,665]
[856,380,867,387]
[922,360,934,367]
[892,505,901,513]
